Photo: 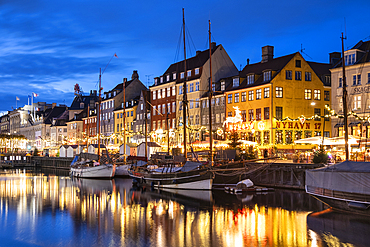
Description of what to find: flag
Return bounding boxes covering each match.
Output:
[33,93,38,97]
[16,96,20,101]
[114,53,118,58]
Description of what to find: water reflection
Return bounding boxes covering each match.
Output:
[0,169,366,246]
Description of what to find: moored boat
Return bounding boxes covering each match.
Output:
[306,161,370,215]
[70,153,115,179]
[128,161,214,190]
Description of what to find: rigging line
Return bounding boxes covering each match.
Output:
[185,25,197,58]
[174,25,183,63]
[102,53,115,75]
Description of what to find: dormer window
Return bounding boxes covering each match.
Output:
[195,68,200,75]
[212,83,216,92]
[221,81,225,91]
[108,93,111,98]
[80,102,84,109]
[180,72,184,79]
[233,78,239,87]
[160,76,163,83]
[166,74,170,81]
[187,70,191,77]
[114,91,116,96]
[263,71,271,81]
[345,53,356,65]
[154,78,158,85]
[247,74,254,85]
[173,72,176,80]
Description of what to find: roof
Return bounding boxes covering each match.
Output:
[69,94,99,110]
[43,106,67,124]
[332,40,370,68]
[307,61,332,86]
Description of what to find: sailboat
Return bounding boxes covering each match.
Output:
[305,33,370,215]
[128,9,214,190]
[70,69,116,179]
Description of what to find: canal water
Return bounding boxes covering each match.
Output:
[0,168,369,247]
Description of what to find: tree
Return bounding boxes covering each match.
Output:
[33,148,39,156]
[312,148,328,164]
[228,130,241,149]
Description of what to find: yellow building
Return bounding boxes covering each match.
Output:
[225,46,332,153]
[113,100,138,146]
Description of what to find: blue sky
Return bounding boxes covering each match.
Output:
[1,0,370,113]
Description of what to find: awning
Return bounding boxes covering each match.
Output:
[348,121,361,127]
[334,123,344,128]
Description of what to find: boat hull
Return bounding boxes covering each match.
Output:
[70,164,115,179]
[115,164,130,177]
[129,169,214,190]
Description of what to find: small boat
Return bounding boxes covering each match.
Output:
[224,179,274,194]
[115,163,130,177]
[306,161,370,215]
[128,161,214,190]
[70,152,115,179]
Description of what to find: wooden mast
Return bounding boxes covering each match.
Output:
[123,78,126,163]
[341,32,349,161]
[98,68,102,164]
[182,8,188,160]
[208,20,213,165]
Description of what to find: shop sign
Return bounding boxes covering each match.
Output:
[275,121,322,130]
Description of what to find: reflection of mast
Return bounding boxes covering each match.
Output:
[182,8,188,160]
[341,32,349,161]
[208,20,213,165]
[123,78,126,163]
[98,68,102,163]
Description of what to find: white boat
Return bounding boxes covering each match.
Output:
[70,153,115,179]
[114,164,130,177]
[306,161,370,215]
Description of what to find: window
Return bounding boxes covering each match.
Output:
[195,115,199,125]
[247,74,254,84]
[190,83,194,92]
[276,87,283,98]
[152,90,157,100]
[248,109,254,121]
[179,102,182,111]
[172,102,176,112]
[162,104,165,114]
[166,75,170,81]
[167,87,171,97]
[160,76,163,83]
[295,71,302,80]
[158,105,161,114]
[212,83,215,92]
[314,89,321,100]
[195,68,199,75]
[248,91,254,101]
[167,103,171,113]
[264,87,270,98]
[141,104,143,110]
[339,77,343,88]
[179,85,183,95]
[221,81,225,91]
[256,108,261,120]
[172,118,176,128]
[154,78,158,85]
[354,95,361,110]
[228,94,232,104]
[234,93,239,103]
[345,53,356,65]
[215,114,220,123]
[233,78,239,87]
[162,89,166,98]
[158,89,161,99]
[304,89,312,100]
[195,81,199,91]
[131,111,133,116]
[285,130,293,144]
[241,110,246,122]
[173,72,176,80]
[221,113,225,123]
[221,97,225,105]
[195,99,200,108]
[256,89,261,100]
[264,107,269,120]
[324,91,330,101]
[286,70,292,80]
[276,106,282,120]
[263,71,271,81]
[305,72,311,81]
[202,100,206,108]
[117,113,119,119]
[153,122,156,130]
[228,112,232,117]
[180,72,184,79]
[189,100,194,109]
[241,92,246,102]
[187,70,191,77]
[215,98,220,106]
[296,60,301,68]
[211,98,215,105]
[368,73,370,84]
[314,108,321,121]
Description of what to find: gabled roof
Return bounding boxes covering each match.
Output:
[332,40,370,68]
[69,94,98,110]
[307,61,332,86]
[43,106,67,124]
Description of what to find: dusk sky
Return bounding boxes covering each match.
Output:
[1,0,370,113]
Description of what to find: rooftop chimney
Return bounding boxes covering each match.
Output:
[196,50,201,56]
[211,42,216,50]
[262,45,274,63]
[131,70,139,80]
[329,52,341,66]
[247,58,250,65]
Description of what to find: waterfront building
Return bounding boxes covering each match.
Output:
[151,42,237,151]
[225,46,332,154]
[66,108,86,146]
[330,40,370,142]
[132,90,151,145]
[100,70,146,148]
[81,109,97,146]
[0,114,10,135]
[50,109,69,149]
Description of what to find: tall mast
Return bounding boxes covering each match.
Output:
[341,32,349,161]
[182,8,188,160]
[123,78,126,163]
[87,104,90,148]
[208,20,213,165]
[98,68,102,163]
[144,92,148,159]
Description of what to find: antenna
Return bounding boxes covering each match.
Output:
[300,44,313,60]
[145,74,153,88]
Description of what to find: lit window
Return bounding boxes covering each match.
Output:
[228,94,232,104]
[158,89,161,99]
[195,68,199,75]
[173,72,176,80]
[305,89,312,100]
[264,87,270,98]
[233,78,239,87]
[180,72,184,79]
[234,93,239,103]
[247,74,254,84]
[263,71,271,81]
[221,81,225,91]
[314,89,321,100]
[276,87,283,98]
[241,92,246,102]
[179,86,183,95]
[195,81,200,91]
[187,70,191,77]
[190,83,194,92]
[166,75,170,81]
[248,91,254,101]
[256,89,261,100]
[162,89,165,98]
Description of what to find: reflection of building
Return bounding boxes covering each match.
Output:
[330,40,370,139]
[225,46,332,152]
[132,90,151,144]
